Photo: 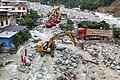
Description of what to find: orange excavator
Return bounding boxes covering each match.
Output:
[45,5,60,28]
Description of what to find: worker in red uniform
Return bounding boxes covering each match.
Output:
[24,48,27,56]
[23,56,27,65]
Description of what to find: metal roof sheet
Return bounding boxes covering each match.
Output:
[0,31,17,38]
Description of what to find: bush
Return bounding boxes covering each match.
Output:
[59,19,74,31]
[112,27,120,38]
[16,9,39,29]
[78,21,110,29]
[13,29,31,47]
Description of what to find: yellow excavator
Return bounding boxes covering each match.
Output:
[36,31,77,57]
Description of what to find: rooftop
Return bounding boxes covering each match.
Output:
[0,31,17,38]
[0,9,9,12]
[0,6,15,9]
[4,24,27,32]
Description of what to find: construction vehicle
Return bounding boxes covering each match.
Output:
[36,31,76,57]
[45,5,60,28]
[77,27,113,40]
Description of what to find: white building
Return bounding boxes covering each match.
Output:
[1,0,28,13]
[0,9,11,29]
[0,0,28,29]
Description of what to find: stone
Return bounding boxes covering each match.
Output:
[116,66,120,70]
[9,77,21,80]
[59,65,67,71]
[65,60,69,65]
[36,74,43,79]
[70,62,78,68]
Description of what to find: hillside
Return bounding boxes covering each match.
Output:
[96,0,120,17]
[27,0,120,17]
[27,0,82,8]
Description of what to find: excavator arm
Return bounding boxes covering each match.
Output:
[46,31,76,49]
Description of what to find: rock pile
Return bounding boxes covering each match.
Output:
[53,48,82,79]
[84,41,120,71]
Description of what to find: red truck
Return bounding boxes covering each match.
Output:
[77,28,113,40]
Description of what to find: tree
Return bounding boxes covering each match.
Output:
[79,21,110,29]
[13,29,31,47]
[16,9,39,29]
[112,27,120,38]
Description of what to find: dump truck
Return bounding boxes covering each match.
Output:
[77,28,113,40]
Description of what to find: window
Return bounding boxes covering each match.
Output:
[23,7,25,10]
[1,21,4,26]
[12,8,15,10]
[6,20,8,25]
[18,7,21,10]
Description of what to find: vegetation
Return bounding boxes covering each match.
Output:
[27,0,82,8]
[80,0,114,10]
[112,27,120,38]
[16,9,39,29]
[78,21,110,29]
[13,29,31,47]
[59,18,74,31]
[28,0,114,9]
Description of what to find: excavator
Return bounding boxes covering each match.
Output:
[45,5,60,28]
[36,31,77,57]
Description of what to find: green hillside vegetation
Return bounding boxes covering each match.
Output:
[27,0,81,8]
[80,0,114,10]
[27,0,114,9]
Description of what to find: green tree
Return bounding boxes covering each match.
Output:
[112,27,120,38]
[16,9,39,29]
[79,21,110,29]
[13,29,31,47]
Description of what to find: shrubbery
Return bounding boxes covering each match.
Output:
[16,9,39,29]
[28,0,81,8]
[112,27,120,38]
[78,21,110,29]
[59,19,74,31]
[13,29,31,47]
[80,0,114,10]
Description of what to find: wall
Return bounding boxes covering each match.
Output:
[0,37,13,48]
[0,18,10,28]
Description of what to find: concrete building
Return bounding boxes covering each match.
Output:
[1,0,28,13]
[0,0,28,29]
[0,9,11,29]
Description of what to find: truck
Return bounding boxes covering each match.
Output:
[77,27,113,40]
